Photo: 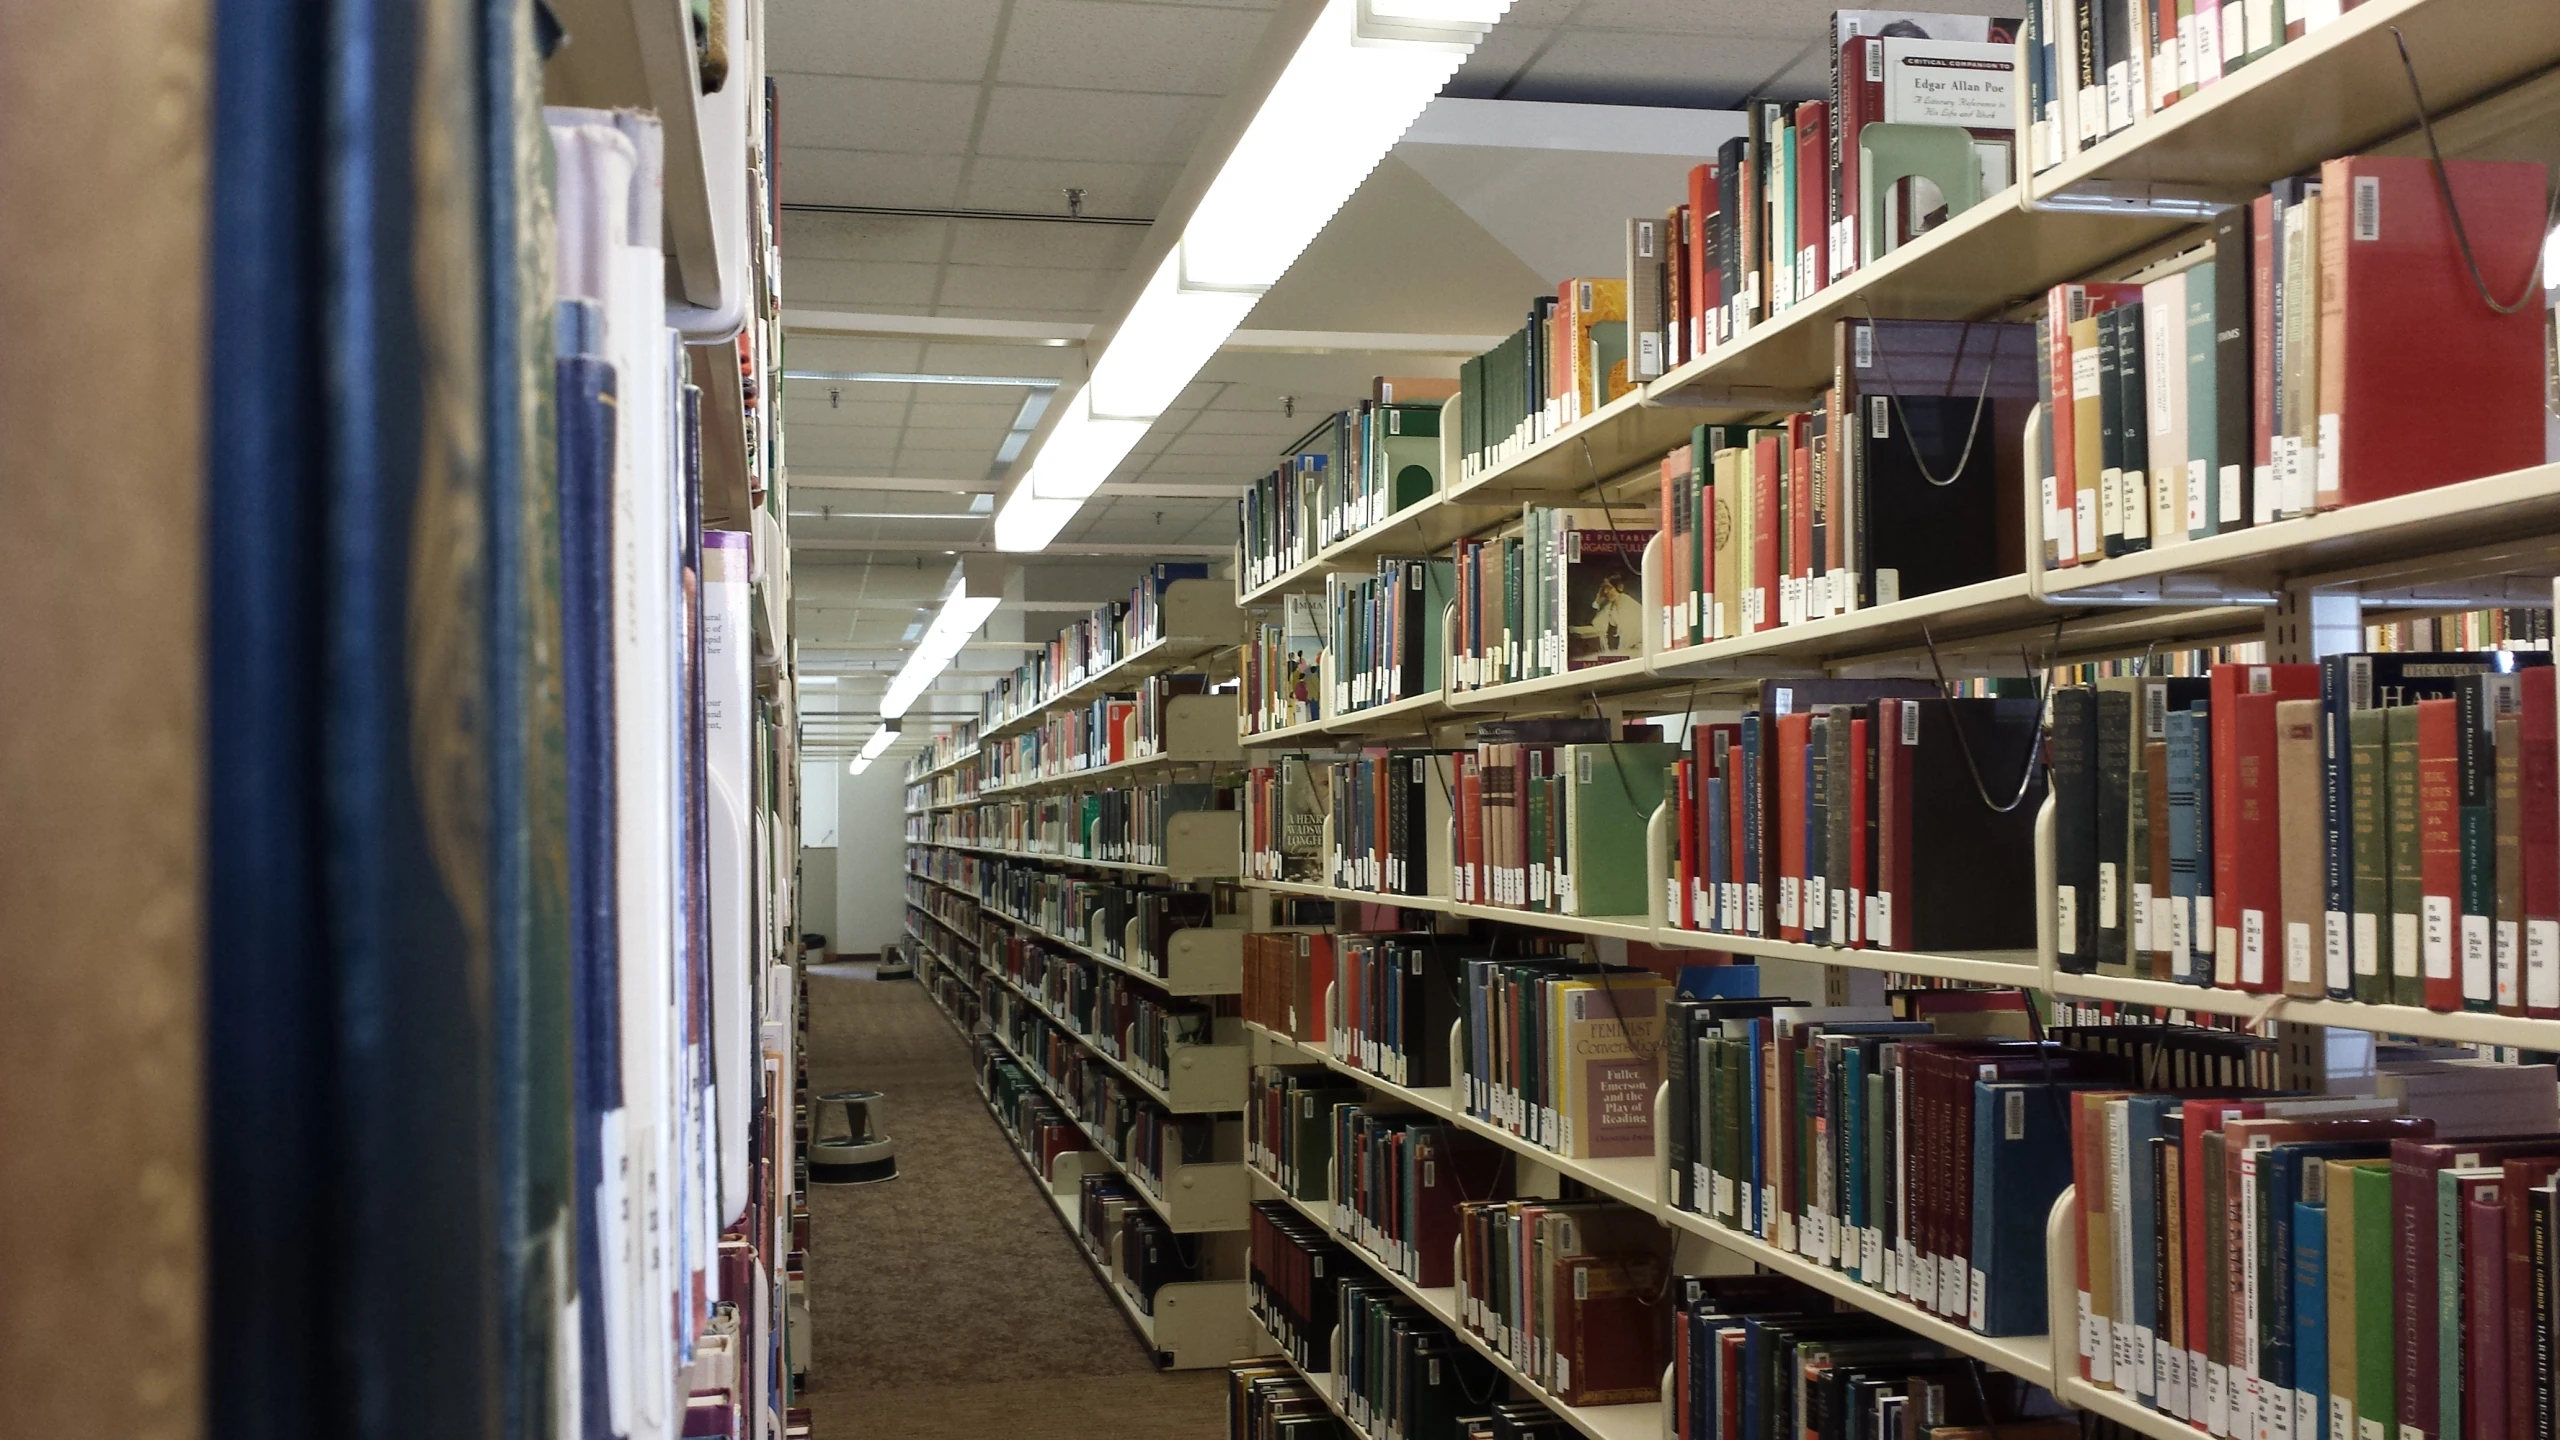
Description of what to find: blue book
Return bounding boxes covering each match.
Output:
[2262,1141,2393,1421]
[1676,965,1760,1000]
[2166,710,2204,983]
[2126,1095,2182,1398]
[2293,1196,2329,1440]
[1971,1080,2081,1336]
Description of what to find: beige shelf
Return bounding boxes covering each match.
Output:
[1446,386,1710,507]
[541,0,723,308]
[985,966,1248,1114]
[978,1013,1250,1234]
[1239,487,1512,606]
[983,692,1243,794]
[978,581,1246,744]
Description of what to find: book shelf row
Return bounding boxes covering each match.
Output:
[902,827,1246,883]
[1231,0,2560,609]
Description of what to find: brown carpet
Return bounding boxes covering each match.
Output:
[799,971,1229,1439]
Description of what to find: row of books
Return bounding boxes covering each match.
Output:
[958,781,1228,868]
[974,562,1214,730]
[1450,1196,1674,1406]
[984,672,1212,788]
[1455,281,1640,481]
[1456,955,1676,1162]
[1241,1214,1569,1440]
[987,940,1227,1092]
[1663,686,2045,953]
[2050,654,2560,1014]
[1650,327,2034,650]
[1668,1275,2081,1440]
[2038,156,2551,569]
[1243,933,1463,1090]
[1625,15,2022,387]
[1236,381,1453,592]
[2059,1079,2560,1440]
[908,720,979,780]
[1448,507,1654,689]
[1243,595,1328,736]
[981,866,1215,978]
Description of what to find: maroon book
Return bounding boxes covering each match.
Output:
[2394,1136,2560,1440]
[2501,1157,2560,1440]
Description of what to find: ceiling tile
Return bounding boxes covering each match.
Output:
[1508,30,1811,106]
[780,147,968,208]
[914,343,1085,378]
[764,0,1006,82]
[784,374,918,407]
[930,303,1109,324]
[782,256,944,307]
[778,211,951,263]
[903,399,1030,429]
[958,156,1188,218]
[891,448,1005,473]
[934,263,1122,312]
[994,0,1273,96]
[1162,431,1288,457]
[773,74,983,154]
[974,87,1220,165]
[1447,23,1554,95]
[943,219,1151,270]
[895,426,1012,452]
[782,399,909,429]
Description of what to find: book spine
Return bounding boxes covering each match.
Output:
[2524,669,2560,1016]
[2419,700,2464,1010]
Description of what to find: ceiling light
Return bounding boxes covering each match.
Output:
[849,721,902,773]
[880,558,1008,719]
[993,0,1504,554]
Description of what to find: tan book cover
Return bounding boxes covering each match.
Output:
[2069,313,2106,557]
[2278,697,2328,996]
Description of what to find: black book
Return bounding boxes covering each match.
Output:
[1827,704,1859,943]
[2211,205,2252,534]
[2093,688,2132,971]
[1845,320,2039,609]
[2050,686,2099,972]
[2097,305,2127,557]
[2116,299,2150,553]
[1902,697,2050,952]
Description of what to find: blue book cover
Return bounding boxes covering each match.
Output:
[2166,709,2203,983]
[2262,1141,2392,1408]
[1676,965,1760,1000]
[2126,1094,2181,1394]
[2293,1196,2328,1440]
[1970,1080,2081,1336]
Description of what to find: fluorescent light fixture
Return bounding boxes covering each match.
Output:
[993,0,1505,553]
[848,721,902,773]
[880,558,1008,719]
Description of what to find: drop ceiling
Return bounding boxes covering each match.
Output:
[770,0,2018,750]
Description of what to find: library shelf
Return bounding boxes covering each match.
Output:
[914,746,981,783]
[1249,877,2050,990]
[2035,462,2560,609]
[1243,1170,1666,1440]
[1245,1321,1374,1440]
[2036,1186,2197,1440]
[539,0,723,308]
[2031,0,2560,201]
[2042,967,2560,1052]
[984,965,1249,1115]
[975,1008,1251,1234]
[981,904,1246,999]
[975,581,1246,745]
[1238,486,1510,607]
[1650,1206,2058,1389]
[980,693,1244,795]
[1444,386,1710,509]
[1242,686,1451,748]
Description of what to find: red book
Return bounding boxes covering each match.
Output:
[2250,193,2276,516]
[1661,446,1689,650]
[2181,1099,2264,1386]
[2523,668,2559,1017]
[1848,715,1870,947]
[1836,37,1884,282]
[2209,663,2319,987]
[2503,1157,2560,1440]
[1777,712,1813,940]
[1752,431,1781,632]
[2394,1136,2560,1440]
[1729,741,1749,934]
[1673,757,1695,929]
[2316,156,2551,509]
[2464,1177,2508,1440]
[2043,285,2079,565]
[1687,162,1718,353]
[1665,204,1689,371]
[2232,689,2290,991]
[2418,697,2463,1011]
[1793,101,1828,299]
[1786,411,1814,622]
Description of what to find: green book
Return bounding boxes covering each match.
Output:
[2386,706,2426,1006]
[2349,1161,2396,1440]
[2348,710,2391,1004]
[1501,535,1522,685]
[1525,749,1551,912]
[2184,261,2218,537]
[2437,1168,2501,1440]
[1560,741,1678,918]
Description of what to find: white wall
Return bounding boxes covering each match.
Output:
[834,756,915,956]
[799,847,838,945]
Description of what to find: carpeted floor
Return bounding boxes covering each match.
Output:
[798,970,1229,1439]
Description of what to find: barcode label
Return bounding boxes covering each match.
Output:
[1870,393,1890,438]
[1855,323,1873,369]
[2353,175,2380,241]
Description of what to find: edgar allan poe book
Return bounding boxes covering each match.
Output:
[1564,526,1653,668]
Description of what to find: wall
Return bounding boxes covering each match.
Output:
[834,756,917,956]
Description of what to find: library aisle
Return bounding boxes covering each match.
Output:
[799,971,1225,1440]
